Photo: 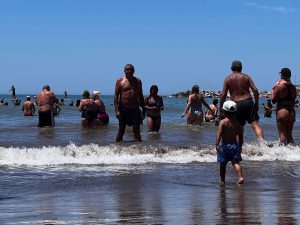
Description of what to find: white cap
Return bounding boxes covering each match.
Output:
[222,100,237,112]
[92,91,100,96]
[26,96,30,98]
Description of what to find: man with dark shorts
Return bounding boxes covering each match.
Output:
[114,64,145,142]
[220,60,264,141]
[36,85,58,127]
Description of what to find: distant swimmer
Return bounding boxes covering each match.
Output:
[79,90,98,128]
[271,68,297,145]
[216,101,244,185]
[205,98,218,122]
[181,85,213,125]
[64,90,68,98]
[220,60,264,141]
[144,85,164,132]
[92,90,109,126]
[114,64,145,142]
[22,96,35,116]
[36,84,59,127]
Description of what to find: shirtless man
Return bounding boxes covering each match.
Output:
[22,96,35,116]
[114,64,145,142]
[220,61,264,140]
[36,85,58,127]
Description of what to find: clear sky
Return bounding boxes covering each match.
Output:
[0,0,299,95]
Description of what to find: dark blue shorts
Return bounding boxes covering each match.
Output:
[235,98,259,126]
[118,107,142,127]
[217,142,242,164]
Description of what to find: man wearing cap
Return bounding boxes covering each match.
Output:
[92,91,109,125]
[114,64,145,142]
[220,60,264,141]
[36,85,59,127]
[22,96,35,116]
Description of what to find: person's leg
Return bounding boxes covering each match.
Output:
[154,116,161,132]
[116,124,126,142]
[232,161,244,184]
[276,109,289,145]
[187,112,194,124]
[147,116,154,132]
[251,121,264,140]
[220,163,227,184]
[195,112,203,125]
[132,125,142,142]
[287,109,296,144]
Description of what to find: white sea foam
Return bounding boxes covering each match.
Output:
[0,142,300,166]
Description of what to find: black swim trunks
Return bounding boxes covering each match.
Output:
[235,98,259,126]
[38,110,55,127]
[118,107,142,126]
[81,109,97,124]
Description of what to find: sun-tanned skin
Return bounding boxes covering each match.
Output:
[220,61,264,140]
[271,68,296,145]
[216,110,244,185]
[114,64,145,142]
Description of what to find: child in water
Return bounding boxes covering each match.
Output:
[216,100,244,185]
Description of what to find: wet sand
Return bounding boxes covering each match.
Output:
[1,161,300,224]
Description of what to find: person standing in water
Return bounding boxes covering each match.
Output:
[220,60,264,141]
[271,68,297,145]
[216,100,244,185]
[22,96,35,116]
[144,85,164,132]
[181,85,213,125]
[114,64,145,142]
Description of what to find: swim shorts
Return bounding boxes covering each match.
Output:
[235,98,259,126]
[38,110,55,127]
[217,142,242,164]
[118,107,142,126]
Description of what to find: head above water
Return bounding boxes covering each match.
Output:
[222,100,237,113]
[26,96,31,101]
[213,99,219,105]
[43,84,50,91]
[231,60,242,72]
[82,90,90,98]
[124,64,135,76]
[150,85,158,94]
[279,67,291,79]
[191,85,200,94]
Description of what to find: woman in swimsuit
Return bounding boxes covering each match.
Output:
[79,90,98,128]
[92,91,109,126]
[271,68,297,145]
[181,85,214,125]
[144,85,164,132]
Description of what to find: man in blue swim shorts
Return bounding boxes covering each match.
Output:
[216,100,244,185]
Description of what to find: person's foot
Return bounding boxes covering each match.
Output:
[220,181,225,187]
[237,178,244,184]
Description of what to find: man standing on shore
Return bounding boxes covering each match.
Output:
[114,64,145,142]
[220,60,264,141]
[36,85,58,127]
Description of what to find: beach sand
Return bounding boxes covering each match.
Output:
[1,161,300,224]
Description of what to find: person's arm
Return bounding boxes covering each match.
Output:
[215,121,223,152]
[220,79,228,112]
[159,96,164,110]
[114,79,121,118]
[249,77,259,111]
[181,96,191,117]
[202,97,214,114]
[138,79,145,113]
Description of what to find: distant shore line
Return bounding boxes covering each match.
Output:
[170,85,300,99]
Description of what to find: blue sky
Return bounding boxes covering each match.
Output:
[0,0,299,95]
